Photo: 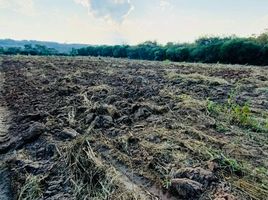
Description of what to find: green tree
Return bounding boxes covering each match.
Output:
[0,46,4,54]
[220,39,261,65]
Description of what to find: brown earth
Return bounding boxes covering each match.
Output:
[0,55,267,200]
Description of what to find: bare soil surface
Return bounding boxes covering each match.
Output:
[0,65,13,200]
[0,56,267,200]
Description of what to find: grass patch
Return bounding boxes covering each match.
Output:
[64,135,115,199]
[89,84,112,93]
[207,94,268,133]
[62,135,144,199]
[18,174,43,200]
[166,72,229,86]
[163,59,171,65]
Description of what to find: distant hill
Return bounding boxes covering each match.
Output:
[0,39,89,53]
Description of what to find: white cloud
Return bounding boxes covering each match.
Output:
[160,0,172,9]
[74,0,134,22]
[0,0,35,15]
[74,0,89,7]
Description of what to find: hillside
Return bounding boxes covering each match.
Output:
[0,39,89,53]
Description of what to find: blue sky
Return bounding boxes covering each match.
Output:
[0,0,268,44]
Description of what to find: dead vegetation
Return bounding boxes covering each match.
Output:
[0,55,267,199]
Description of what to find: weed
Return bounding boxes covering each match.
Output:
[162,178,172,189]
[206,148,243,175]
[230,103,250,125]
[206,99,221,114]
[207,95,268,132]
[218,154,243,175]
[215,122,228,133]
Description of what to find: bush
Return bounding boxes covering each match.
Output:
[220,39,262,65]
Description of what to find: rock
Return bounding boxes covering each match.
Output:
[36,143,57,159]
[146,115,161,123]
[134,107,151,120]
[0,134,10,143]
[108,128,125,137]
[214,193,236,200]
[8,158,42,174]
[93,104,108,115]
[48,184,59,191]
[105,95,120,104]
[127,136,139,145]
[1,118,47,153]
[93,115,113,128]
[214,187,236,200]
[151,105,169,114]
[174,167,217,186]
[76,106,87,114]
[170,178,203,198]
[207,161,219,172]
[60,128,79,139]
[47,193,74,200]
[23,162,41,174]
[146,135,161,143]
[58,86,78,96]
[116,115,132,125]
[73,77,89,85]
[134,76,147,85]
[23,122,46,141]
[85,113,95,124]
[16,112,48,123]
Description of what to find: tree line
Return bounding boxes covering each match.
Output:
[0,44,61,56]
[1,32,268,66]
[71,32,268,66]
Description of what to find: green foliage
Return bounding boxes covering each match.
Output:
[254,29,268,44]
[219,39,262,65]
[219,154,243,174]
[206,99,221,114]
[207,94,268,132]
[72,33,268,65]
[0,44,59,56]
[162,179,172,189]
[0,46,4,54]
[206,148,243,175]
[231,104,250,125]
[4,47,22,55]
[215,122,229,133]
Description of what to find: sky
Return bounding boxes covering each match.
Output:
[0,0,268,45]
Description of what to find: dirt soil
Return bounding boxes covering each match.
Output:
[0,55,267,200]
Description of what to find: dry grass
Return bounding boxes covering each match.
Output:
[63,135,114,199]
[166,71,229,85]
[18,174,43,200]
[62,134,144,200]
